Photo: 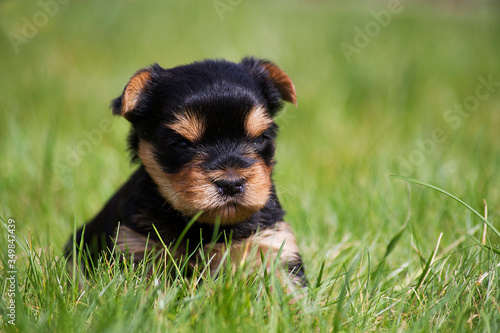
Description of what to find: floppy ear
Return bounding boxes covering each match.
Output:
[111,64,161,121]
[259,61,297,106]
[241,57,297,111]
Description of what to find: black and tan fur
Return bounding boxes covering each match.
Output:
[65,57,306,287]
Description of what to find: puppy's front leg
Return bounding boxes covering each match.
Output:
[204,222,307,288]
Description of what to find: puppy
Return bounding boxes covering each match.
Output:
[65,57,306,287]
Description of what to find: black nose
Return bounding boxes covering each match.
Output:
[215,179,244,196]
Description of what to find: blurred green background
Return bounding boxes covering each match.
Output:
[1,0,499,267]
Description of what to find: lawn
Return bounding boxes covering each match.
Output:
[1,0,500,331]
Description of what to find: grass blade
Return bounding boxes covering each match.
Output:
[416,232,443,291]
[390,175,500,239]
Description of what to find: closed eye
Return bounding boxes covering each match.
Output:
[252,135,267,149]
[174,140,190,150]
[168,136,193,150]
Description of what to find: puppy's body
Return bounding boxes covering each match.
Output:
[66,58,306,286]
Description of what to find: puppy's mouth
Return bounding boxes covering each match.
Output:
[189,175,270,224]
[138,142,272,224]
[174,159,272,224]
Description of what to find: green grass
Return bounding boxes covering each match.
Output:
[1,0,500,331]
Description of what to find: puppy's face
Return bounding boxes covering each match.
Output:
[112,58,296,224]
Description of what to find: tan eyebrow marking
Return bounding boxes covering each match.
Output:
[166,110,205,142]
[245,106,273,138]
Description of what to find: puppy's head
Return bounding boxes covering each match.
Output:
[112,58,296,224]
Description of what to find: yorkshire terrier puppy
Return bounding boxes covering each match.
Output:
[66,57,306,287]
